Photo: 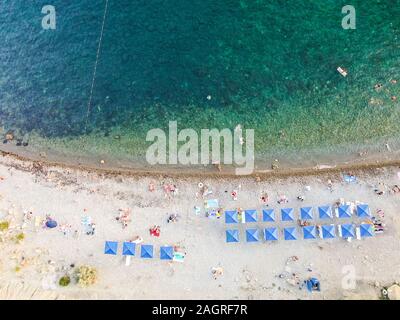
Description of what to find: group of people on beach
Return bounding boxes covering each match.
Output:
[116,208,131,229]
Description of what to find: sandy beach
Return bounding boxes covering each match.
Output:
[0,152,399,300]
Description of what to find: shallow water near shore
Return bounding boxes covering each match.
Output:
[0,1,399,172]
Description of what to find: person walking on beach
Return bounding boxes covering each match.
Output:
[87,223,96,235]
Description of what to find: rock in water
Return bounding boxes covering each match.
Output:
[5,131,14,141]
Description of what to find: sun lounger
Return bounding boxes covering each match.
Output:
[125,255,131,266]
[34,216,41,231]
[350,203,356,214]
[356,227,361,240]
[132,237,143,244]
[317,226,323,239]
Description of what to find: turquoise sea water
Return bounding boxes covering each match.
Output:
[0,1,399,169]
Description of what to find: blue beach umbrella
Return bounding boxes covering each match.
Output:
[306,277,321,292]
[341,224,355,238]
[225,210,238,224]
[281,208,294,221]
[140,245,154,259]
[246,229,259,242]
[104,241,118,255]
[284,227,297,240]
[122,242,136,256]
[262,209,275,222]
[46,219,58,228]
[357,204,371,218]
[226,229,239,243]
[160,246,174,260]
[318,206,333,219]
[303,226,317,239]
[360,224,374,237]
[321,225,336,239]
[338,205,352,218]
[300,207,313,220]
[264,227,278,241]
[244,210,258,223]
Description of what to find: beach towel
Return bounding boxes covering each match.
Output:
[206,209,218,219]
[194,206,201,215]
[205,199,219,209]
[173,252,185,263]
[81,216,92,226]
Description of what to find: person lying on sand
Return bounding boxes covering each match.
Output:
[163,183,178,199]
[277,194,288,204]
[22,211,33,226]
[391,185,400,194]
[130,235,143,244]
[297,195,305,202]
[298,219,311,227]
[59,223,72,236]
[116,208,131,229]
[374,182,387,195]
[231,190,238,201]
[86,223,95,235]
[237,208,244,223]
[167,213,179,223]
[211,267,224,280]
[260,192,269,205]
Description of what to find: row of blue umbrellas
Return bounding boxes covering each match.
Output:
[226,223,374,242]
[104,242,174,260]
[225,204,370,223]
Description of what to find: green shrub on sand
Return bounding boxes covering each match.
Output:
[75,265,98,287]
[0,221,9,232]
[59,275,71,287]
[15,233,25,243]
